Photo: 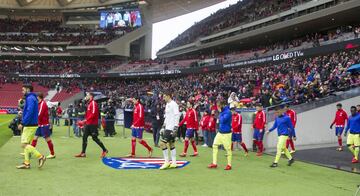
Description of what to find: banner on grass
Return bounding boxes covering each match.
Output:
[102,157,190,170]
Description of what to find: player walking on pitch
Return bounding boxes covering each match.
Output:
[230,106,248,156]
[253,104,266,156]
[285,104,297,153]
[31,93,56,159]
[344,106,360,163]
[75,92,108,158]
[330,103,348,151]
[127,97,153,157]
[179,101,199,157]
[17,84,46,169]
[208,100,233,170]
[267,107,295,168]
[159,91,180,170]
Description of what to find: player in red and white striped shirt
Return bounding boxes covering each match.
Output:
[31,93,56,159]
[285,104,297,153]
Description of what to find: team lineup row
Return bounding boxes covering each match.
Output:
[15,85,360,170]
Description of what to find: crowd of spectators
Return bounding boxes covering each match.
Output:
[1,49,359,110]
[0,18,136,46]
[0,59,121,74]
[75,49,360,110]
[110,24,360,73]
[159,0,312,52]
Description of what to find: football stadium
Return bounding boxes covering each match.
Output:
[0,0,360,195]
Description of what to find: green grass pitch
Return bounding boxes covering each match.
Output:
[0,114,359,196]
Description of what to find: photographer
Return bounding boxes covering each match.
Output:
[67,104,74,126]
[103,100,116,137]
[9,111,22,136]
[50,106,56,125]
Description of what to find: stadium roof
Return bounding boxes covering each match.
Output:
[0,0,224,22]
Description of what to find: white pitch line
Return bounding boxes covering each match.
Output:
[0,120,12,126]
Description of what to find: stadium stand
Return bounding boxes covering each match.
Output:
[0,59,121,74]
[0,18,137,46]
[159,0,314,52]
[109,24,360,72]
[50,88,81,102]
[0,82,49,107]
[70,49,359,109]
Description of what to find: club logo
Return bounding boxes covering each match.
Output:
[102,157,190,170]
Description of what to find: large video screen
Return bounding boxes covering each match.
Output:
[100,9,142,29]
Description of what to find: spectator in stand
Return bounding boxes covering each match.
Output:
[228,92,240,108]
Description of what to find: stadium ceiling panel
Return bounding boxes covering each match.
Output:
[0,0,224,23]
[0,0,129,9]
[149,0,225,23]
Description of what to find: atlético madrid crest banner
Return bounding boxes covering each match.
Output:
[102,157,190,170]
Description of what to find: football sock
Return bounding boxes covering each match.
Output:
[24,145,42,164]
[162,148,169,163]
[241,142,248,153]
[47,140,55,155]
[184,140,189,154]
[286,138,290,149]
[225,145,232,166]
[212,144,218,165]
[348,145,355,155]
[31,139,37,147]
[191,140,197,153]
[338,138,342,147]
[131,138,136,155]
[140,140,152,151]
[289,139,295,151]
[170,147,176,164]
[355,146,359,160]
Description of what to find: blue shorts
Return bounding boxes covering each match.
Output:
[35,125,51,138]
[185,129,195,138]
[132,128,144,139]
[253,129,264,141]
[335,127,344,136]
[232,133,243,143]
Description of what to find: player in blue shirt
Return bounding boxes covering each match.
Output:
[344,106,360,163]
[17,84,46,169]
[208,100,232,170]
[266,106,295,168]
